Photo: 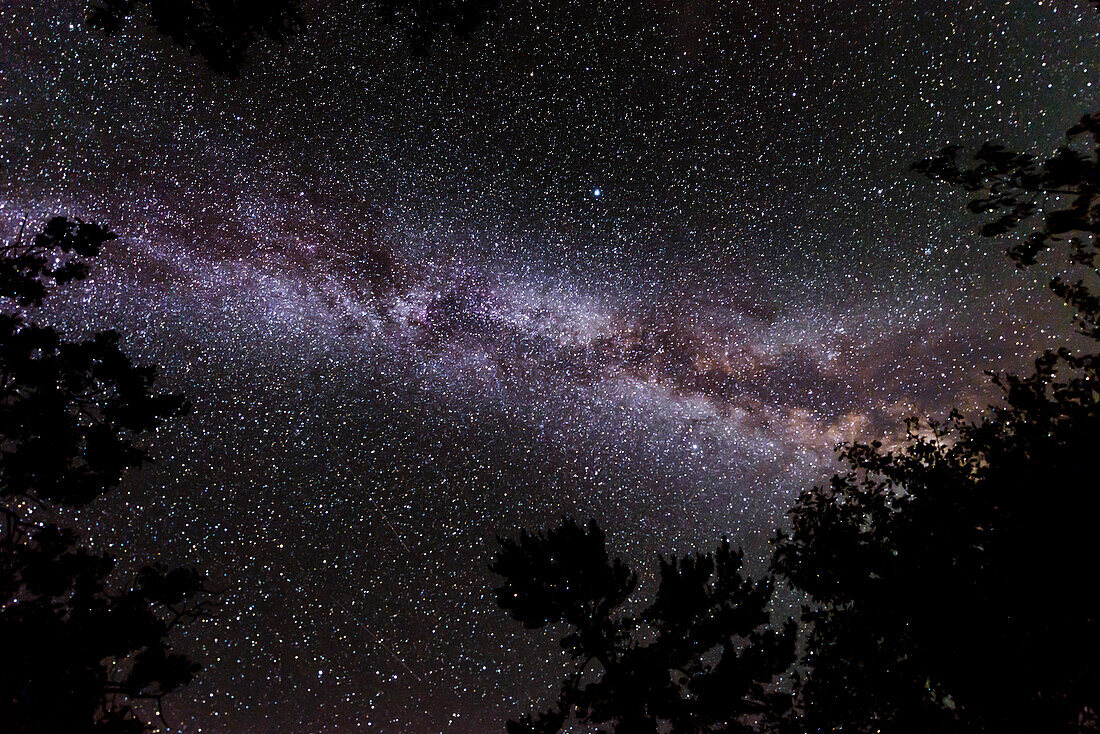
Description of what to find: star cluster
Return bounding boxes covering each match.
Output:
[1,1,1098,731]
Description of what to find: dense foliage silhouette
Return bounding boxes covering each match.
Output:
[1,217,211,733]
[768,114,1100,734]
[491,518,796,734]
[85,0,499,74]
[86,0,302,74]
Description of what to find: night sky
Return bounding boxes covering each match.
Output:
[1,1,1099,731]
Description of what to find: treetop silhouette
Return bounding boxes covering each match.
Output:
[86,0,303,75]
[85,0,500,75]
[914,112,1099,339]
[492,518,796,734]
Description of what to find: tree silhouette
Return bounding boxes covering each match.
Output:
[491,518,796,734]
[913,112,1100,339]
[0,526,211,733]
[85,0,499,75]
[0,217,188,508]
[1,217,212,733]
[85,0,302,75]
[771,114,1100,734]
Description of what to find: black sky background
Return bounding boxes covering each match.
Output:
[2,0,1099,731]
